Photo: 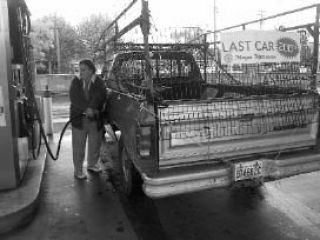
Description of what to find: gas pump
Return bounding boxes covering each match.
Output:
[1,0,107,190]
[0,0,40,189]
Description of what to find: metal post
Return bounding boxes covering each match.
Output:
[213,0,217,61]
[257,10,265,30]
[312,5,319,85]
[114,21,119,51]
[54,14,61,74]
[43,85,53,136]
[203,35,207,82]
[213,0,217,44]
[141,0,153,94]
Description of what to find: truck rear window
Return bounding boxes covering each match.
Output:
[117,57,196,81]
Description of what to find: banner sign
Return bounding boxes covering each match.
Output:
[220,31,301,65]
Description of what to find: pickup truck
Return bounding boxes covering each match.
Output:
[104,50,320,198]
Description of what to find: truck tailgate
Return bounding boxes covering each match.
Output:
[158,94,319,167]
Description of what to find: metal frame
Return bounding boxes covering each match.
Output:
[103,0,154,93]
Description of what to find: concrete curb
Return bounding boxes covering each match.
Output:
[0,147,47,234]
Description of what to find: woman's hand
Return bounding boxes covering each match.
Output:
[85,108,95,118]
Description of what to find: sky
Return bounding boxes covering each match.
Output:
[26,0,320,31]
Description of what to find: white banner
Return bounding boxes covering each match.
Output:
[220,31,301,65]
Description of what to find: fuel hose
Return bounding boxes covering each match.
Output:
[25,85,83,161]
[35,112,84,161]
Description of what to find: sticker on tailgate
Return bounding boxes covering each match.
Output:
[234,160,263,181]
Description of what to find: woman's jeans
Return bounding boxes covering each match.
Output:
[72,118,103,174]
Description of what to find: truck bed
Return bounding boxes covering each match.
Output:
[157,94,319,168]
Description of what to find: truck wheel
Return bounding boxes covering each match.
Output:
[112,140,142,196]
[119,146,133,195]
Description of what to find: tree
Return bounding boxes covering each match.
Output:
[30,17,55,73]
[55,17,86,73]
[30,15,83,73]
[170,27,203,43]
[31,14,112,74]
[76,14,112,72]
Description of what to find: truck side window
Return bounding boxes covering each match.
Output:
[119,61,133,80]
[180,60,192,77]
[158,59,172,78]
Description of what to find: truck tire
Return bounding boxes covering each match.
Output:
[112,140,142,196]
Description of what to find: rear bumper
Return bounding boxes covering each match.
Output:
[142,152,320,198]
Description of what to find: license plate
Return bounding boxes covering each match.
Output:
[233,160,263,181]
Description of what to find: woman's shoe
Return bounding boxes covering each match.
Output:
[74,172,87,179]
[87,164,102,173]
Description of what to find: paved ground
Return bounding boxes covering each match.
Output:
[50,95,320,240]
[0,130,137,240]
[3,94,320,240]
[116,172,320,240]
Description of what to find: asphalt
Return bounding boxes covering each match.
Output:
[0,130,137,239]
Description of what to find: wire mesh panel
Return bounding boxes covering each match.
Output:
[203,62,314,95]
[151,29,319,165]
[159,95,318,141]
[107,49,206,101]
[157,95,318,166]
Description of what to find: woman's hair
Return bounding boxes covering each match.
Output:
[79,59,96,73]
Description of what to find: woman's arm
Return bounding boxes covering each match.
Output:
[69,77,87,112]
[88,78,107,110]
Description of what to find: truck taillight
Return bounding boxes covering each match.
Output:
[137,126,155,158]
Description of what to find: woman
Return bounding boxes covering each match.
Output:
[69,59,107,179]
